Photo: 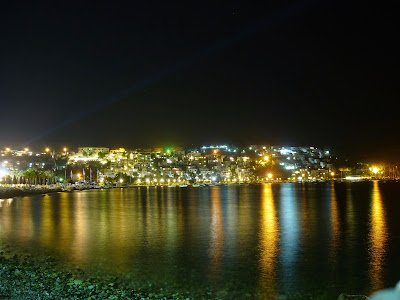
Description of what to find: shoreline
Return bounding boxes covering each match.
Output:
[0,185,64,199]
[1,180,396,200]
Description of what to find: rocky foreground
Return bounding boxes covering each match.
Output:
[0,185,66,199]
[0,251,193,299]
[0,250,373,300]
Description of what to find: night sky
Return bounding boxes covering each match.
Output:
[0,1,398,160]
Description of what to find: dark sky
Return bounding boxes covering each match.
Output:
[0,1,398,160]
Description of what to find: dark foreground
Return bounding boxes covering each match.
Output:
[0,250,370,300]
[0,250,194,299]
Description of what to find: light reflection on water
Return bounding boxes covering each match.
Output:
[258,183,279,295]
[279,183,300,290]
[209,187,223,280]
[369,181,388,294]
[0,183,398,298]
[329,183,340,267]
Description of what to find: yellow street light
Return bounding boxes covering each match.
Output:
[45,148,50,153]
[372,167,379,174]
[264,156,269,161]
[267,173,273,179]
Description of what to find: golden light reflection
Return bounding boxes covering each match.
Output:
[73,192,88,263]
[345,184,356,245]
[40,195,55,247]
[369,181,388,293]
[58,193,72,255]
[209,187,224,277]
[329,183,340,265]
[258,183,279,295]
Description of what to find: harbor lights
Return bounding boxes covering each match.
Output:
[370,166,381,179]
[267,173,273,180]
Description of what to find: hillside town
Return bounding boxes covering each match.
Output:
[0,145,393,187]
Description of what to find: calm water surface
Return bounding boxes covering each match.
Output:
[1,182,400,299]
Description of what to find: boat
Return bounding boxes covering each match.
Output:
[192,184,200,187]
[168,185,176,188]
[179,184,188,188]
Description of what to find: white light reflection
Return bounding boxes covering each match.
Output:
[279,183,300,288]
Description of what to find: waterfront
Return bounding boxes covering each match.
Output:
[1,182,400,299]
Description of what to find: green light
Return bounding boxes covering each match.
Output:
[59,178,64,182]
[166,149,171,154]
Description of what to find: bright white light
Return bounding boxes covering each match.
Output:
[280,149,291,155]
[0,168,9,177]
[345,176,366,180]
